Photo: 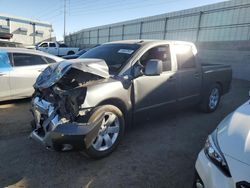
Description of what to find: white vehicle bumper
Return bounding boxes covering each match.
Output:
[194,150,234,188]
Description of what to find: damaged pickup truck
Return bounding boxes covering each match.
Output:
[30,40,232,158]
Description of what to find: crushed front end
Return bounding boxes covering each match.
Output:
[30,59,109,151]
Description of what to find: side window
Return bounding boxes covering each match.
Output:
[174,44,196,69]
[13,53,47,67]
[44,57,57,64]
[140,45,171,72]
[49,43,56,47]
[40,43,48,47]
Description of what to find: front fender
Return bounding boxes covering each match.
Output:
[81,79,132,112]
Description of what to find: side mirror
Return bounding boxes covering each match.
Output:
[144,59,163,76]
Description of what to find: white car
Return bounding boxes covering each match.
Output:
[194,98,250,188]
[37,41,79,56]
[0,47,63,102]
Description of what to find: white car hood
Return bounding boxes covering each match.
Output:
[217,100,250,165]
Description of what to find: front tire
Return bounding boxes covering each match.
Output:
[85,105,125,159]
[200,83,221,113]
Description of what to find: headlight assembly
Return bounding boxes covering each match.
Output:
[204,130,231,177]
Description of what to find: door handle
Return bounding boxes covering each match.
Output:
[38,69,44,72]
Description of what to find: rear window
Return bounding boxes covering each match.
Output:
[79,44,140,73]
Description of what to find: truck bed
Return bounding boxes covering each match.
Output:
[201,63,232,95]
[201,63,231,72]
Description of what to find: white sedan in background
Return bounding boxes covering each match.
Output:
[0,47,63,102]
[194,97,250,188]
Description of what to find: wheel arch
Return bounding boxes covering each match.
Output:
[97,98,132,128]
[67,50,75,55]
[215,81,223,94]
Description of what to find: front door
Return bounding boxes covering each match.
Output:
[133,45,177,114]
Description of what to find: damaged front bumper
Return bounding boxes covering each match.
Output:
[30,97,102,151]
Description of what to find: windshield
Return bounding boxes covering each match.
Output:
[79,43,140,72]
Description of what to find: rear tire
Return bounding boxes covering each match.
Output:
[85,105,125,159]
[200,83,221,113]
[67,51,75,55]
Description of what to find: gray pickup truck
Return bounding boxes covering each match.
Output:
[30,40,232,158]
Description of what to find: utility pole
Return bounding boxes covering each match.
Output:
[63,0,66,42]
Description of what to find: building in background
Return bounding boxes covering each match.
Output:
[0,13,53,46]
[65,0,250,81]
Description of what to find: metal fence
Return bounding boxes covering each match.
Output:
[65,0,250,48]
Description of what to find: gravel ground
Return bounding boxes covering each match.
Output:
[0,79,249,188]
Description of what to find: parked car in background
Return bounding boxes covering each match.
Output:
[30,40,232,159]
[0,47,63,102]
[194,97,250,188]
[37,41,79,56]
[0,40,24,48]
[0,32,24,48]
[24,45,36,50]
[62,49,87,59]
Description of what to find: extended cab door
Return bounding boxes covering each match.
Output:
[173,43,202,107]
[133,44,177,114]
[0,51,12,101]
[57,43,69,56]
[9,53,49,99]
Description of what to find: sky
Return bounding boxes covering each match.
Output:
[0,0,227,41]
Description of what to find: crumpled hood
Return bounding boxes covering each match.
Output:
[34,58,109,89]
[217,100,250,165]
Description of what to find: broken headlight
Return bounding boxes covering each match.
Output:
[204,130,231,177]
